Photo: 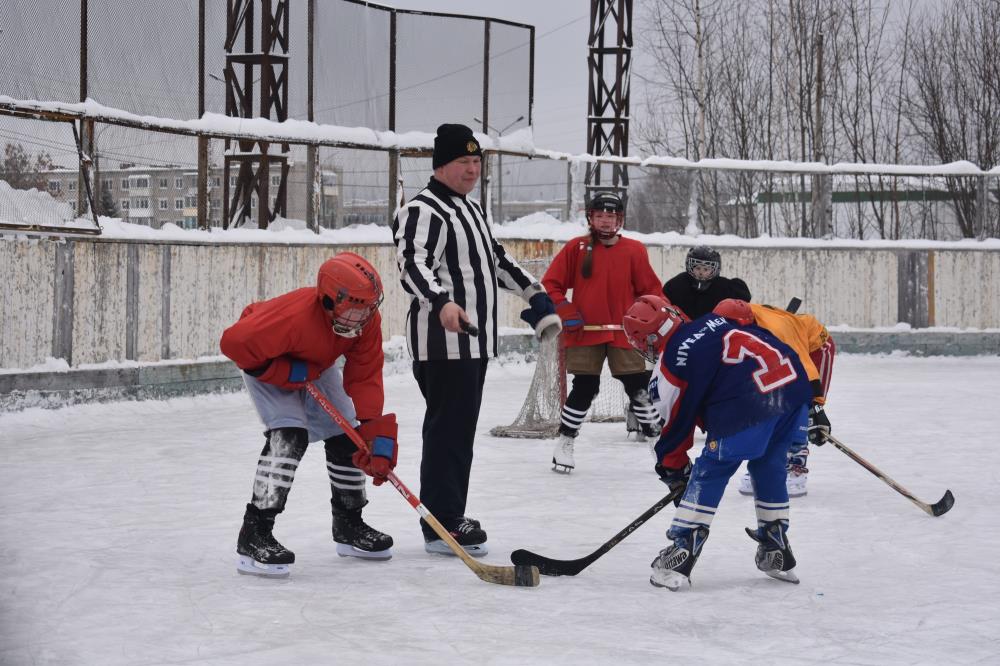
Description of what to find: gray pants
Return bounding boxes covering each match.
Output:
[243,363,357,442]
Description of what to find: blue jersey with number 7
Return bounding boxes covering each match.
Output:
[649,314,813,460]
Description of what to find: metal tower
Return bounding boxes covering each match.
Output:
[222,0,290,229]
[585,0,632,204]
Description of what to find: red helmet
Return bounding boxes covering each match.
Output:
[713,298,754,326]
[586,191,624,241]
[316,253,383,338]
[623,295,687,363]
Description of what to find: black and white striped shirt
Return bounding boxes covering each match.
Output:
[392,177,541,361]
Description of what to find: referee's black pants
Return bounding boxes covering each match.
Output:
[412,358,489,541]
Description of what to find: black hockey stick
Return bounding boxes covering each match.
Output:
[824,433,954,517]
[786,297,802,313]
[510,486,686,576]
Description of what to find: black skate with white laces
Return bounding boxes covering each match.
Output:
[649,526,709,591]
[333,506,394,560]
[424,516,489,557]
[746,520,799,584]
[237,504,295,578]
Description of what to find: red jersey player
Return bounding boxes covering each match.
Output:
[220,252,399,577]
[542,191,664,472]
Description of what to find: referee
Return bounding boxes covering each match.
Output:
[392,123,555,556]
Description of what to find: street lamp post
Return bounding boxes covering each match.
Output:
[473,115,523,224]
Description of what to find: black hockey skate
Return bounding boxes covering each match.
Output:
[746,520,799,584]
[237,504,294,578]
[424,516,489,557]
[333,507,393,560]
[649,526,709,591]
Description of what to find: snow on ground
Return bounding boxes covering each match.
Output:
[1,354,997,665]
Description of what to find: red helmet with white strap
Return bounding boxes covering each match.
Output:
[316,253,383,338]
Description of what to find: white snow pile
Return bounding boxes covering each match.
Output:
[0,180,74,227]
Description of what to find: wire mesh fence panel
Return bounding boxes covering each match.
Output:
[491,155,570,224]
[314,1,391,130]
[87,0,200,120]
[0,117,80,225]
[394,13,485,134]
[485,21,532,132]
[317,146,391,229]
[0,0,82,104]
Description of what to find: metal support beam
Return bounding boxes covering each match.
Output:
[222,0,291,229]
[585,0,632,205]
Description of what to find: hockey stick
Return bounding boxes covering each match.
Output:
[786,297,802,313]
[582,324,623,331]
[304,382,540,587]
[824,433,954,517]
[509,486,685,576]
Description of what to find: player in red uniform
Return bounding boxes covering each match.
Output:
[541,191,664,472]
[220,253,399,577]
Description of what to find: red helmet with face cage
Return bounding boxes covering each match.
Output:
[316,253,383,338]
[623,295,688,363]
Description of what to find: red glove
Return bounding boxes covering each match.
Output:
[555,300,584,333]
[253,356,324,390]
[352,413,398,485]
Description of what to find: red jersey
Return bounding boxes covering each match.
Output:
[220,287,384,420]
[542,235,662,349]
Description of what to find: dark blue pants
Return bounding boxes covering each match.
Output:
[413,358,489,540]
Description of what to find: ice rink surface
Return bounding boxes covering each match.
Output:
[1,354,998,665]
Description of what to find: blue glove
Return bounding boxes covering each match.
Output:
[520,293,557,328]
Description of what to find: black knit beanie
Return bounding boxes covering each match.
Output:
[433,123,483,169]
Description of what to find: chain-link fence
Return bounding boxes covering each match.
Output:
[1,1,997,239]
[0,0,533,231]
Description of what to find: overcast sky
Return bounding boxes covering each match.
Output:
[386,0,591,153]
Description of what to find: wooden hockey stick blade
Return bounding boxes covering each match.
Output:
[786,297,802,313]
[824,434,955,517]
[509,487,684,576]
[304,383,540,587]
[582,324,624,331]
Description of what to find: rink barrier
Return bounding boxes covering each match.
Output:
[1,329,997,412]
[1,235,998,383]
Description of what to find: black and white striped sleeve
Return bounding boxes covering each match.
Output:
[393,202,448,307]
[489,233,544,301]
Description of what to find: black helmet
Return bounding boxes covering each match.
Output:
[685,246,721,292]
[586,191,625,241]
[587,191,624,214]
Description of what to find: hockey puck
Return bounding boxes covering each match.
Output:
[460,320,479,337]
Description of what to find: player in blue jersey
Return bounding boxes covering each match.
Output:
[623,295,813,590]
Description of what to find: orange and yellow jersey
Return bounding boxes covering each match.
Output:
[749,304,831,400]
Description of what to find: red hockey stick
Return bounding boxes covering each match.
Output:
[304,382,539,587]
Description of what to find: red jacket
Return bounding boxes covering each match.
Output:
[542,235,662,349]
[219,287,384,420]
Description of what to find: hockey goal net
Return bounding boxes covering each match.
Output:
[490,332,629,439]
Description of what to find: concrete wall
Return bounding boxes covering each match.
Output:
[2,236,999,370]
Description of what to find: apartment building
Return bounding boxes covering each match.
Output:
[45,163,339,229]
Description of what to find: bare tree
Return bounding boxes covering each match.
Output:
[903,0,998,238]
[0,143,54,191]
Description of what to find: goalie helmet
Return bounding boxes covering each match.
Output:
[624,295,687,363]
[316,253,384,338]
[586,190,625,241]
[686,246,721,292]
